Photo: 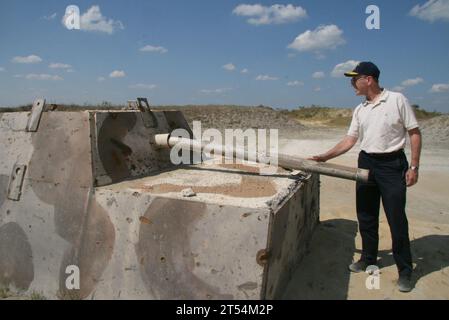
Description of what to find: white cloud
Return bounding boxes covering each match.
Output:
[139,45,168,53]
[129,84,157,90]
[287,80,304,86]
[66,69,75,73]
[312,71,325,79]
[401,77,424,86]
[331,60,360,78]
[288,24,345,53]
[241,68,249,74]
[287,53,296,58]
[233,4,307,25]
[200,88,232,94]
[392,86,405,92]
[12,55,42,64]
[256,75,278,81]
[49,62,72,69]
[392,78,424,91]
[314,86,321,92]
[410,0,449,22]
[62,5,124,34]
[97,76,105,82]
[43,12,57,20]
[109,70,126,78]
[233,4,265,16]
[24,74,63,81]
[430,83,449,93]
[223,63,236,71]
[0,67,5,72]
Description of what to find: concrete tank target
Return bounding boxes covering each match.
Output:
[0,98,364,299]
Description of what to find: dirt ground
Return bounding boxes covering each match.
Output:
[278,126,449,300]
[180,107,449,299]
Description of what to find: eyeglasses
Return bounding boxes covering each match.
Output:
[351,76,368,85]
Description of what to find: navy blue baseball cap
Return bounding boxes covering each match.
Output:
[344,61,380,79]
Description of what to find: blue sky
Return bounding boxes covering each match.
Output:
[1,0,448,111]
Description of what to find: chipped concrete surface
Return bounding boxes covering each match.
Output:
[0,107,319,299]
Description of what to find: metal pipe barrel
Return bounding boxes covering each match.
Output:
[154,133,369,183]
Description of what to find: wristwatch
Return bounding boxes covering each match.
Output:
[410,166,419,171]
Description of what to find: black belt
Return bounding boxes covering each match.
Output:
[361,149,404,159]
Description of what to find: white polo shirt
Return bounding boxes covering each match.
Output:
[347,89,419,153]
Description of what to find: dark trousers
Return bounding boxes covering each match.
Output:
[356,150,413,277]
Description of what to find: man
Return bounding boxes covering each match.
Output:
[309,61,422,292]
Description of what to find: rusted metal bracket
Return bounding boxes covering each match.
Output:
[26,98,46,132]
[136,97,157,128]
[7,164,27,201]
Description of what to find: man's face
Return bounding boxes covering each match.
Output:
[351,75,369,95]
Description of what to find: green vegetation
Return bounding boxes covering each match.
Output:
[56,289,82,300]
[0,287,48,300]
[287,104,442,127]
[2,103,442,129]
[287,105,353,127]
[0,287,12,299]
[30,291,47,300]
[411,104,442,120]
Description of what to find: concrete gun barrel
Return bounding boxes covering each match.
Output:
[154,133,369,183]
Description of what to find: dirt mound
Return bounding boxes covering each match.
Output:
[420,115,449,147]
[156,105,305,137]
[288,106,354,127]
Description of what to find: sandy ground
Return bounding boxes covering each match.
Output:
[278,127,449,299]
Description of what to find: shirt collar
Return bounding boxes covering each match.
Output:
[362,88,389,107]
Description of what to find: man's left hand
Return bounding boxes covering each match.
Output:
[406,169,418,187]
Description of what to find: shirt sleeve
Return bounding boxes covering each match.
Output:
[347,107,360,138]
[398,94,419,130]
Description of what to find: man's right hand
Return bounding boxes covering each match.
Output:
[307,135,358,163]
[308,154,328,162]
